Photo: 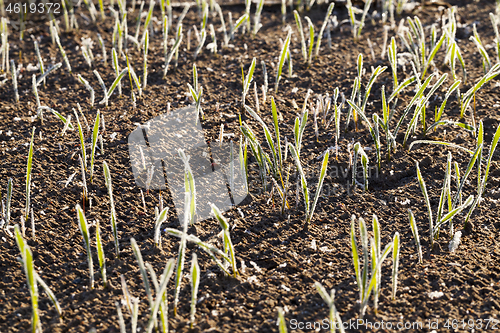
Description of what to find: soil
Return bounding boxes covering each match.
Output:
[1,0,500,332]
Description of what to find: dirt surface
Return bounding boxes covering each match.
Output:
[1,0,500,332]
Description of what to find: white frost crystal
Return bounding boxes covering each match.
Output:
[449,231,462,253]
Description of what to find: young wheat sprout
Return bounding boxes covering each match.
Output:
[211,203,238,277]
[90,111,100,183]
[131,238,154,307]
[25,127,35,221]
[408,209,423,264]
[315,283,344,333]
[76,204,94,289]
[277,307,288,333]
[78,74,95,108]
[275,29,291,93]
[103,161,120,257]
[11,59,18,103]
[154,207,169,248]
[315,3,335,58]
[53,26,71,72]
[95,219,107,287]
[242,57,256,108]
[15,225,63,330]
[173,192,191,316]
[190,253,200,328]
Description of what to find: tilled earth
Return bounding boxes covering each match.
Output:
[1,0,500,332]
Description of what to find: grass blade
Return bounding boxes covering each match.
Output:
[131,237,153,307]
[76,204,94,289]
[408,209,422,264]
[190,253,200,328]
[103,161,119,257]
[416,162,433,246]
[25,127,35,221]
[90,111,100,183]
[275,30,291,93]
[392,232,400,300]
[154,207,169,248]
[307,150,329,227]
[95,219,107,288]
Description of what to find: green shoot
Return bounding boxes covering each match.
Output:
[388,37,398,91]
[143,30,149,89]
[229,13,249,43]
[193,28,206,60]
[103,161,119,257]
[76,204,94,289]
[11,59,19,103]
[211,203,238,277]
[178,149,196,224]
[315,283,344,333]
[352,142,369,191]
[275,29,291,93]
[392,232,400,300]
[145,259,175,333]
[154,207,169,248]
[131,237,154,307]
[52,25,71,73]
[304,16,314,67]
[216,3,229,47]
[314,3,334,58]
[15,225,40,332]
[252,0,264,36]
[288,144,329,229]
[111,48,122,96]
[239,136,249,194]
[173,192,190,316]
[36,106,74,130]
[90,111,100,183]
[116,302,126,333]
[141,0,155,46]
[293,10,307,63]
[35,62,63,87]
[163,24,183,78]
[470,24,491,73]
[459,63,500,119]
[145,262,168,333]
[408,209,423,264]
[165,228,232,276]
[242,57,257,108]
[25,127,35,221]
[34,41,45,85]
[244,103,282,182]
[277,307,288,333]
[464,123,500,227]
[187,64,204,123]
[77,74,95,108]
[95,219,107,288]
[415,162,433,246]
[293,109,308,157]
[346,0,373,41]
[240,123,268,191]
[351,215,394,318]
[403,73,448,147]
[74,110,87,171]
[190,253,200,328]
[356,0,373,41]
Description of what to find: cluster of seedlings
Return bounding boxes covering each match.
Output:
[1,0,500,331]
